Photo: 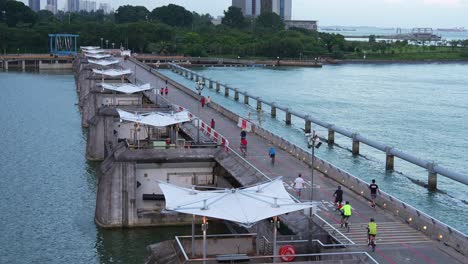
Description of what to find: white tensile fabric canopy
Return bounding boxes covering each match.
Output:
[100,83,152,94]
[84,49,107,54]
[159,178,312,227]
[117,109,192,127]
[88,59,120,66]
[85,53,111,59]
[81,46,100,51]
[92,69,132,77]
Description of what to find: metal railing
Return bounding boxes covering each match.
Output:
[168,62,468,190]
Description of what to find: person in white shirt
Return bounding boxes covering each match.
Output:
[293,174,305,198]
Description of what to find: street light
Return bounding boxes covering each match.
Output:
[276,56,280,66]
[100,37,103,48]
[105,40,109,49]
[112,42,115,49]
[195,79,205,144]
[306,131,322,217]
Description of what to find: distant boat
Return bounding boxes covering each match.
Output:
[436,27,466,32]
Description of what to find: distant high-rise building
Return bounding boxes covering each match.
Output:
[98,3,112,14]
[46,0,58,14]
[68,0,80,12]
[28,0,40,12]
[79,0,96,12]
[232,0,291,20]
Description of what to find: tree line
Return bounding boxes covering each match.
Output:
[1,0,467,60]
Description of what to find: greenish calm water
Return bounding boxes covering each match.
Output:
[0,71,224,264]
[160,63,468,232]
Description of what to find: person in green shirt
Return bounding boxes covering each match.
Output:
[340,201,352,230]
[367,218,377,251]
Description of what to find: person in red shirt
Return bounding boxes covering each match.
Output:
[210,118,215,129]
[240,138,248,156]
[200,96,206,108]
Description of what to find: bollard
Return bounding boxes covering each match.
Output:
[285,109,291,125]
[328,128,335,145]
[244,94,249,104]
[216,82,220,93]
[352,133,359,155]
[271,104,277,118]
[225,86,229,97]
[256,98,262,112]
[428,162,437,191]
[304,116,311,133]
[385,147,394,171]
[234,90,239,101]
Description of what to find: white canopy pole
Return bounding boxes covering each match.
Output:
[202,216,207,264]
[273,216,278,262]
[192,214,195,258]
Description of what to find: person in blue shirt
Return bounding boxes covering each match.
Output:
[268,147,276,165]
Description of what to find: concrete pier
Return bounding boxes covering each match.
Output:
[285,109,291,125]
[215,82,220,93]
[352,134,360,155]
[244,94,249,104]
[234,89,239,101]
[328,127,335,145]
[224,86,229,97]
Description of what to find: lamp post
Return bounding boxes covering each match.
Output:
[100,37,103,48]
[112,42,115,49]
[276,56,280,66]
[106,40,109,49]
[306,131,322,217]
[195,79,205,144]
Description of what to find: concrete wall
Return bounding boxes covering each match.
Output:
[181,236,256,257]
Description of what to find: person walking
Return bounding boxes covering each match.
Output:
[164,86,168,96]
[293,174,305,199]
[160,87,164,96]
[206,96,211,106]
[369,179,380,208]
[240,138,248,156]
[210,118,215,129]
[333,186,343,210]
[268,147,276,165]
[200,96,206,108]
[340,201,352,231]
[367,218,377,251]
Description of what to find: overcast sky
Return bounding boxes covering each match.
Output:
[24,0,468,28]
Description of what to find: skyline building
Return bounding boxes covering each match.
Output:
[46,0,57,14]
[68,0,80,12]
[98,3,112,14]
[28,0,40,12]
[232,0,291,20]
[79,0,96,12]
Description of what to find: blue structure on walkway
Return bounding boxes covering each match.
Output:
[49,34,79,55]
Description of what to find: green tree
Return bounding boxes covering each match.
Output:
[4,0,37,27]
[369,35,376,43]
[115,5,149,24]
[150,4,193,27]
[222,6,245,28]
[256,12,284,31]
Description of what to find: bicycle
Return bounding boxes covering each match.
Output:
[270,154,275,165]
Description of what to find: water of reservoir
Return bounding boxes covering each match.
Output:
[0,71,228,263]
[160,63,468,232]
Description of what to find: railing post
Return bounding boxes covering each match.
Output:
[256,97,262,112]
[225,86,229,97]
[328,125,335,145]
[195,74,199,82]
[216,82,220,93]
[209,80,213,88]
[385,147,394,171]
[352,133,359,155]
[304,116,311,133]
[234,89,239,101]
[428,162,437,191]
[271,103,277,118]
[285,108,291,125]
[244,94,249,104]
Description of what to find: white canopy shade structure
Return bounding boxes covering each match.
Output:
[81,46,100,51]
[159,178,313,262]
[117,109,192,127]
[92,69,132,77]
[88,59,120,66]
[100,83,152,94]
[84,49,107,54]
[85,53,111,59]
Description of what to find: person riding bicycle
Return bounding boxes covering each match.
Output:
[268,147,276,165]
[340,201,352,229]
[367,218,377,250]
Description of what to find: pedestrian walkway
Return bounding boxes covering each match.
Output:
[123,60,466,264]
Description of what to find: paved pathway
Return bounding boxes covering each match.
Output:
[123,60,465,264]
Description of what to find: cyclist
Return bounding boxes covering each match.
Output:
[268,147,276,165]
[367,218,377,252]
[340,201,352,231]
[240,138,248,157]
